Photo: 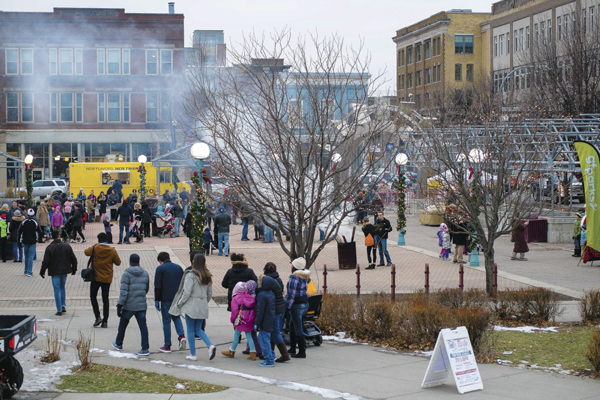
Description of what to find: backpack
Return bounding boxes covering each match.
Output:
[365,233,374,247]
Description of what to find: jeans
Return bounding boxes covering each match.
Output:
[23,243,36,275]
[218,232,229,256]
[241,220,248,240]
[12,242,22,261]
[289,302,308,344]
[174,217,181,236]
[160,301,184,347]
[119,222,130,243]
[231,329,255,351]
[258,331,275,365]
[90,281,111,322]
[115,310,149,351]
[318,226,325,241]
[51,275,67,312]
[378,238,391,264]
[272,312,285,344]
[185,315,212,355]
[264,225,274,242]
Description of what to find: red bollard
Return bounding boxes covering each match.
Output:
[323,264,327,294]
[459,263,464,292]
[493,263,498,302]
[391,264,396,301]
[356,264,361,298]
[425,263,430,294]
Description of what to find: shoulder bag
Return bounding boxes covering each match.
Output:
[81,245,96,282]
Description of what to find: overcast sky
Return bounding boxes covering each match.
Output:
[3,0,493,92]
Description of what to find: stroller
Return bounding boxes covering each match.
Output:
[155,214,175,238]
[130,216,143,243]
[284,294,323,347]
[61,220,78,243]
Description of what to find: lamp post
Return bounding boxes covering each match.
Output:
[467,148,484,267]
[138,154,147,202]
[395,153,408,245]
[189,142,211,251]
[24,154,33,208]
[332,153,342,209]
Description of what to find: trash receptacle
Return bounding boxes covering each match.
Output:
[338,241,357,270]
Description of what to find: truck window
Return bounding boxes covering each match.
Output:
[159,171,171,184]
[102,170,131,186]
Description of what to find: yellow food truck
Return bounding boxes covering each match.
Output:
[69,162,189,198]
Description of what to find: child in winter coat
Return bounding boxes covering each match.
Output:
[204,228,213,256]
[221,282,257,360]
[51,204,63,232]
[441,224,451,261]
[101,214,114,244]
[255,275,278,367]
[437,223,445,258]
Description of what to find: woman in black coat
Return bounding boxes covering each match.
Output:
[141,202,153,238]
[220,253,257,311]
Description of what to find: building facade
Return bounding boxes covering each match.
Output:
[0,7,185,185]
[393,10,491,109]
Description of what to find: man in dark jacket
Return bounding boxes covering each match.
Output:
[451,220,469,264]
[255,275,277,367]
[68,204,86,243]
[375,212,393,266]
[221,253,257,311]
[215,206,231,256]
[40,231,78,316]
[112,253,149,356]
[154,251,186,353]
[239,204,250,241]
[116,200,134,244]
[17,208,42,277]
[141,202,152,238]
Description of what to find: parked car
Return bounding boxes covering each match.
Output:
[17,179,68,198]
[0,314,37,398]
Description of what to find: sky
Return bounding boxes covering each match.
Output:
[2,0,494,92]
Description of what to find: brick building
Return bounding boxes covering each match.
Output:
[0,7,184,187]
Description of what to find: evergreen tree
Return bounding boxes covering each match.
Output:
[189,171,207,251]
[396,169,406,234]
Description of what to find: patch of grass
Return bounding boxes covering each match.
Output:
[58,364,227,394]
[492,325,596,371]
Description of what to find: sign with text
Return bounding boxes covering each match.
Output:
[421,326,483,394]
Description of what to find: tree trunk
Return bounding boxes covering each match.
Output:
[484,247,495,297]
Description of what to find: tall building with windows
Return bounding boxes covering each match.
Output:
[393,10,491,109]
[191,30,226,67]
[0,7,184,186]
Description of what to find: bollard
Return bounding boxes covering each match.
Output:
[391,264,396,301]
[459,263,464,292]
[323,264,328,294]
[425,263,430,294]
[356,264,361,298]
[493,263,498,302]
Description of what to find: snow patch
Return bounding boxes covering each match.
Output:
[175,383,186,390]
[322,332,359,344]
[107,350,138,359]
[493,325,559,333]
[17,348,77,392]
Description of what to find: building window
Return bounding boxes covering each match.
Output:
[108,93,120,122]
[97,49,105,75]
[123,93,130,122]
[514,30,518,52]
[466,64,474,82]
[146,93,158,122]
[21,93,33,122]
[432,39,436,57]
[534,24,538,45]
[146,50,158,74]
[425,68,431,84]
[494,36,498,57]
[499,34,504,56]
[564,15,569,37]
[526,26,530,49]
[161,93,172,122]
[548,20,552,41]
[161,50,172,74]
[122,49,130,75]
[407,73,413,88]
[60,93,73,122]
[506,32,510,53]
[49,49,57,75]
[407,47,413,64]
[519,28,524,50]
[436,37,441,55]
[432,66,436,82]
[98,93,105,122]
[455,34,474,54]
[540,21,545,43]
[76,93,83,122]
[21,49,33,75]
[558,17,562,40]
[437,64,441,81]
[425,41,431,59]
[6,93,18,122]
[592,7,595,31]
[6,49,18,74]
[107,49,120,75]
[416,70,422,86]
[75,49,83,75]
[416,44,422,62]
[397,50,403,66]
[455,64,462,81]
[287,98,303,128]
[59,49,73,75]
[50,93,57,122]
[583,9,587,33]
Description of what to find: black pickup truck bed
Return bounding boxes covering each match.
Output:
[1,315,37,399]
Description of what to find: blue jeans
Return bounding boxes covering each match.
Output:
[160,301,184,347]
[258,331,275,365]
[318,226,325,241]
[290,303,308,341]
[263,225,274,242]
[174,217,181,236]
[12,242,22,261]
[378,238,391,264]
[119,222,130,243]
[51,275,67,312]
[218,232,229,256]
[241,220,249,240]
[23,243,36,275]
[231,329,255,351]
[185,315,212,355]
[115,310,149,351]
[272,312,285,344]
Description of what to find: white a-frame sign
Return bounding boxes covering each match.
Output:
[421,326,483,394]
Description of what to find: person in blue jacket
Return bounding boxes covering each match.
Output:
[254,276,277,367]
[154,251,186,353]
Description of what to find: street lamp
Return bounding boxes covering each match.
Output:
[191,142,210,171]
[24,154,33,208]
[395,153,408,245]
[138,154,147,202]
[467,148,484,267]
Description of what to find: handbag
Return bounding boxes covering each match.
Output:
[81,245,96,282]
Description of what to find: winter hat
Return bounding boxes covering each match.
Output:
[218,207,225,213]
[123,199,128,204]
[13,209,21,217]
[576,212,583,219]
[245,280,257,295]
[440,223,448,230]
[27,208,35,217]
[129,254,140,265]
[291,257,307,270]
[232,282,247,297]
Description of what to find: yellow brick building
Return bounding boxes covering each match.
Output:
[393,9,491,109]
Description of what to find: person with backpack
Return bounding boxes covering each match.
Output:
[362,218,378,269]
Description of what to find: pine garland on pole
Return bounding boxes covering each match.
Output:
[138,164,147,202]
[396,168,406,235]
[190,170,207,251]
[25,167,33,208]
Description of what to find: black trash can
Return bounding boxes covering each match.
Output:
[337,241,357,270]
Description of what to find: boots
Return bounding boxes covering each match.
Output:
[573,249,581,257]
[366,264,375,270]
[288,334,297,356]
[221,349,235,358]
[247,351,256,361]
[291,337,306,358]
[276,342,290,362]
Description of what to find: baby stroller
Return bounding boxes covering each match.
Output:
[283,294,323,347]
[130,216,143,243]
[156,214,175,239]
[61,220,80,243]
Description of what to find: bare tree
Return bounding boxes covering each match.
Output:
[182,29,394,268]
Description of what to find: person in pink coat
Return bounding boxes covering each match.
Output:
[220,281,257,360]
[51,204,63,232]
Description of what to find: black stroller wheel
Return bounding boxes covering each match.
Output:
[314,335,323,346]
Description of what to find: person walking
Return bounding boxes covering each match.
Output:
[36,201,50,242]
[573,213,583,258]
[9,209,24,263]
[169,253,217,361]
[220,282,257,360]
[68,204,86,243]
[172,199,184,237]
[362,218,377,269]
[511,219,530,261]
[112,254,150,356]
[40,231,77,316]
[240,204,250,241]
[451,219,469,264]
[63,198,73,220]
[85,232,122,328]
[0,214,7,263]
[255,275,278,367]
[17,209,42,277]
[375,212,393,267]
[116,200,133,244]
[215,206,231,256]
[286,257,310,359]
[154,252,186,353]
[51,204,63,233]
[260,263,290,363]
